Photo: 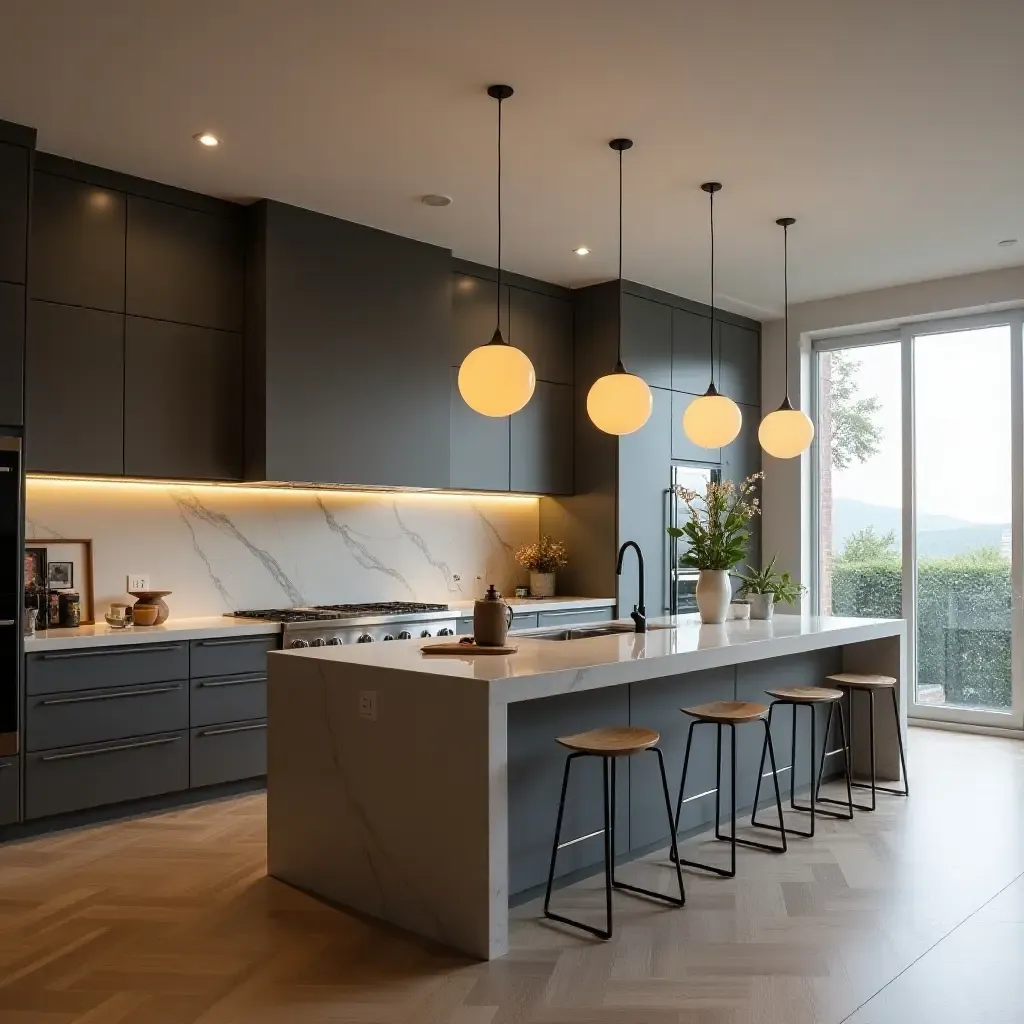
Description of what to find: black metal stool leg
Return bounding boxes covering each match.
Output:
[750,704,773,819]
[891,686,910,796]
[733,720,787,852]
[669,721,697,865]
[811,701,855,820]
[602,757,613,938]
[850,686,909,799]
[755,701,821,838]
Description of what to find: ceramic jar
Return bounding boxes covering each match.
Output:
[529,572,556,598]
[695,569,731,624]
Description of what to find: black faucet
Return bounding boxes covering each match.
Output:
[616,540,647,633]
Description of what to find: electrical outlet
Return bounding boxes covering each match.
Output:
[358,690,377,722]
[453,574,461,583]
[127,574,151,593]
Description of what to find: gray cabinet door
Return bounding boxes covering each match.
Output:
[190,719,267,787]
[126,196,244,332]
[190,635,278,678]
[449,367,510,491]
[0,282,24,427]
[27,642,188,695]
[621,292,672,390]
[722,405,762,573]
[536,607,615,628]
[671,391,721,465]
[190,673,267,728]
[29,172,126,312]
[618,387,672,615]
[0,141,29,286]
[510,381,572,494]
[509,286,572,384]
[671,307,713,394]
[451,272,509,366]
[718,321,760,407]
[0,757,18,826]
[124,317,243,480]
[26,301,124,475]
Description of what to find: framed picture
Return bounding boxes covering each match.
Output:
[24,547,47,590]
[47,561,74,590]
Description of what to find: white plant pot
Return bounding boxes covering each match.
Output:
[748,593,775,620]
[529,572,556,598]
[695,569,731,624]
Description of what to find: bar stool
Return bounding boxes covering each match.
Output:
[816,673,909,812]
[543,725,685,940]
[751,686,853,839]
[671,701,787,879]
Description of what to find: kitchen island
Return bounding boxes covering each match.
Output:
[267,613,905,959]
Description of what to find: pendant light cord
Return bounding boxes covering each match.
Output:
[782,220,789,402]
[616,143,623,367]
[496,95,503,334]
[709,187,716,390]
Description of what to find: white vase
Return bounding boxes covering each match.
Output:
[748,593,775,620]
[695,569,731,624]
[529,572,556,598]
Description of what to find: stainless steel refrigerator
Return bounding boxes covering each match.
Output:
[667,462,720,615]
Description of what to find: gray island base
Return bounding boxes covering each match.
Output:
[267,614,905,960]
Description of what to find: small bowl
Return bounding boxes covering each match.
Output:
[131,605,159,627]
[729,602,751,621]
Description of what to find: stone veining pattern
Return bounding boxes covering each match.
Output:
[26,480,538,617]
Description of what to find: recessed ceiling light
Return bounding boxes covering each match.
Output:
[421,194,452,207]
[573,246,591,256]
[193,132,220,147]
[998,238,1017,247]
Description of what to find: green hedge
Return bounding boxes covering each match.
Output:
[831,556,1011,709]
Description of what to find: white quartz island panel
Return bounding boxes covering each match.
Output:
[267,614,905,960]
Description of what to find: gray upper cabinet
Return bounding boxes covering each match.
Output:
[124,317,243,480]
[671,391,720,464]
[30,172,126,312]
[0,141,29,286]
[451,273,508,365]
[26,301,124,475]
[621,292,672,390]
[510,381,572,494]
[718,321,760,407]
[671,307,713,394]
[450,368,510,492]
[0,283,24,427]
[509,286,572,384]
[126,196,244,332]
[249,200,452,489]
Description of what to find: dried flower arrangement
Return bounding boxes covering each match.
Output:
[514,536,569,574]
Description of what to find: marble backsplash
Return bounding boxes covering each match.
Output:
[26,479,540,618]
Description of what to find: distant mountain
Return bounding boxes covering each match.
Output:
[832,498,1008,558]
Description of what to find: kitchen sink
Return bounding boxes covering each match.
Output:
[516,623,670,641]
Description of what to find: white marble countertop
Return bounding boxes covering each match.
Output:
[273,613,906,703]
[24,616,281,652]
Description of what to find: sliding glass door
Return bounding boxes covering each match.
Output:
[814,311,1024,730]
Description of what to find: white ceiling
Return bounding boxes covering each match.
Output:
[1,0,1022,317]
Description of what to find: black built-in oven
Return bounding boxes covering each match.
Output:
[0,437,20,756]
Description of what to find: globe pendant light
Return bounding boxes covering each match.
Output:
[458,85,536,417]
[586,139,653,435]
[758,217,815,459]
[682,183,743,448]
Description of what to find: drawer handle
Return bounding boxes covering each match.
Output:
[540,608,612,618]
[39,684,183,706]
[196,637,275,647]
[0,762,10,771]
[197,674,267,688]
[0,619,16,627]
[40,644,183,661]
[40,735,181,761]
[198,722,267,737]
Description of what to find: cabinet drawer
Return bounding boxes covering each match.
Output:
[537,608,615,628]
[189,635,277,678]
[27,643,189,696]
[25,731,188,819]
[190,673,267,728]
[190,719,266,788]
[509,612,538,631]
[26,680,188,752]
[0,758,19,826]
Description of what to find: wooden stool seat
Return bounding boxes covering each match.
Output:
[826,673,897,690]
[765,685,844,703]
[682,700,768,724]
[556,725,659,757]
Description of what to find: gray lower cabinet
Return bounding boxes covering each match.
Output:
[189,635,277,678]
[190,673,267,728]
[449,367,510,492]
[26,642,188,696]
[510,381,572,495]
[26,300,125,475]
[0,758,18,826]
[0,281,24,427]
[190,719,267,788]
[124,317,243,480]
[536,607,615,628]
[25,732,188,819]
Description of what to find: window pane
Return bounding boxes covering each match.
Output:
[913,326,1012,711]
[817,344,903,619]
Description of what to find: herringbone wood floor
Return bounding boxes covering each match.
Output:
[0,728,1022,1023]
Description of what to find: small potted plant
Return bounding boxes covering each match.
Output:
[735,555,806,620]
[668,474,762,624]
[515,536,568,598]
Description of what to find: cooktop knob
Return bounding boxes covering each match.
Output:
[437,627,454,637]
[327,637,343,646]
[397,630,412,640]
[357,633,374,643]
[420,629,433,638]
[382,634,395,641]
[290,638,310,649]
[311,637,327,647]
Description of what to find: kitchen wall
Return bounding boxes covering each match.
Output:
[26,479,539,617]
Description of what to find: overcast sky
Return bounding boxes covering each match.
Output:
[829,325,1013,525]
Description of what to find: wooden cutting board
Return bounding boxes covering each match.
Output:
[422,640,518,656]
